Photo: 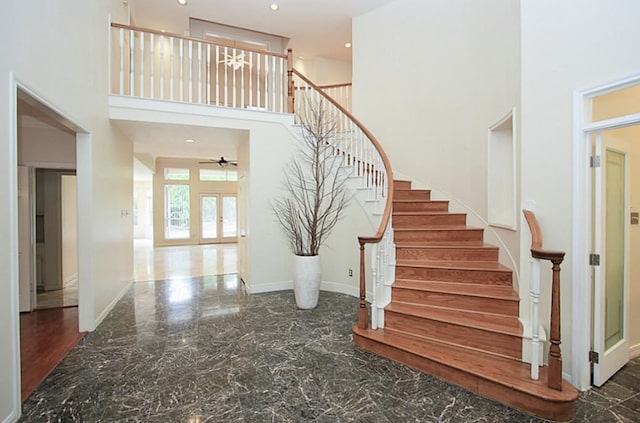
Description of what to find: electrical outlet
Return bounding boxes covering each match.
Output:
[348,269,353,277]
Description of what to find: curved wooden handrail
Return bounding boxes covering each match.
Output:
[291,68,394,329]
[110,23,288,59]
[522,209,565,391]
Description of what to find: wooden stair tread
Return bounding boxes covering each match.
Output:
[353,326,578,403]
[395,242,497,249]
[392,211,464,216]
[386,302,522,334]
[393,199,446,202]
[396,259,512,272]
[394,279,519,301]
[394,225,479,231]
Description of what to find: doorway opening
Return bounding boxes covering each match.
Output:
[573,75,640,390]
[14,83,92,402]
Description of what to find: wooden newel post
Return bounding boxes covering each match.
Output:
[547,254,565,391]
[286,48,294,114]
[358,240,368,329]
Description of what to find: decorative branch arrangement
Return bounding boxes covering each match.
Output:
[272,96,351,256]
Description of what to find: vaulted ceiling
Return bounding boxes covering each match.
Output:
[130,0,396,62]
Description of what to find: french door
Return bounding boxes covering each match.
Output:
[200,194,237,243]
[592,133,630,386]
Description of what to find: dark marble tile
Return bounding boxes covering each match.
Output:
[17,274,640,423]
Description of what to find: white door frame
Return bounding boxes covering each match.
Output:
[572,72,640,390]
[9,74,95,414]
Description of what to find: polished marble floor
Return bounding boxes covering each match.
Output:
[20,275,640,422]
[134,239,238,282]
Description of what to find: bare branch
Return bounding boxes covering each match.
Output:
[271,94,352,256]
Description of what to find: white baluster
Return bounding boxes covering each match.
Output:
[248,52,253,108]
[371,244,378,330]
[271,56,276,112]
[256,52,261,109]
[179,39,184,102]
[264,54,269,111]
[241,51,245,109]
[188,40,193,103]
[224,47,228,107]
[149,34,155,98]
[169,38,174,101]
[119,28,124,95]
[129,30,134,96]
[206,44,210,104]
[279,57,284,113]
[530,257,541,380]
[197,42,202,104]
[139,32,144,97]
[159,35,164,99]
[215,45,219,106]
[232,48,237,108]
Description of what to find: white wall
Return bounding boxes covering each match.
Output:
[294,56,352,85]
[61,175,78,285]
[352,0,521,270]
[520,0,640,386]
[0,1,134,420]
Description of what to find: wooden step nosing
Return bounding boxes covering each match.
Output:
[353,327,579,404]
[391,283,520,302]
[385,304,522,336]
[384,327,521,363]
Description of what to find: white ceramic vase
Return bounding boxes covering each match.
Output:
[292,254,321,309]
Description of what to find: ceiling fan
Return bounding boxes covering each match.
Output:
[199,156,238,167]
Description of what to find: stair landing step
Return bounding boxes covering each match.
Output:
[394,279,519,301]
[353,327,578,421]
[386,302,521,335]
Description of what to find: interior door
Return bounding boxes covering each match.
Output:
[592,134,630,386]
[18,166,34,312]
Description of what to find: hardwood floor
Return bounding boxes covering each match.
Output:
[19,308,85,401]
[20,241,239,402]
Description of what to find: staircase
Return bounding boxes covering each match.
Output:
[353,180,578,421]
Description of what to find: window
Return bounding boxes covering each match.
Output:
[164,184,190,239]
[200,169,238,182]
[164,167,190,181]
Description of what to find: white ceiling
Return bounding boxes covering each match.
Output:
[130,0,396,62]
[113,119,247,159]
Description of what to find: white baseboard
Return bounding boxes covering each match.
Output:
[94,280,133,329]
[246,280,360,298]
[630,343,640,359]
[246,281,293,294]
[320,281,359,298]
[64,273,78,287]
[2,410,18,423]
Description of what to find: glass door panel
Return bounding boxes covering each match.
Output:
[604,150,625,350]
[201,195,218,240]
[222,195,237,239]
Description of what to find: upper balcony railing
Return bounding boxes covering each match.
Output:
[110,23,288,112]
[110,23,352,114]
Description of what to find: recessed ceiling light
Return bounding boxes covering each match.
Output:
[270,3,279,11]
[177,0,187,5]
[184,139,195,143]
[345,42,352,49]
